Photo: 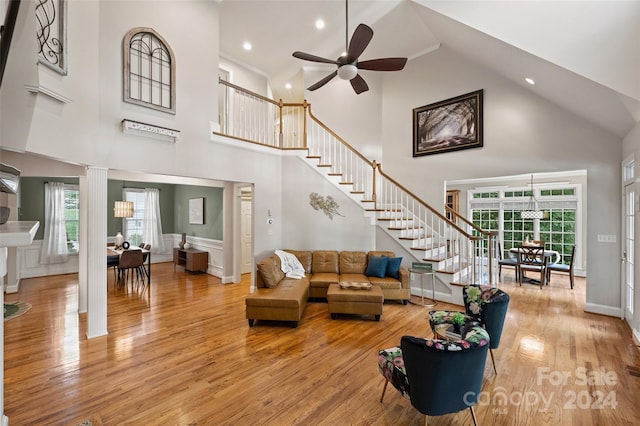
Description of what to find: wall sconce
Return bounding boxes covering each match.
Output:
[114,201,134,218]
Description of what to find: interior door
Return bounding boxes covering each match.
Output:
[240,196,252,274]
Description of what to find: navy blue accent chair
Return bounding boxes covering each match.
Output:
[378,329,490,425]
[429,285,510,375]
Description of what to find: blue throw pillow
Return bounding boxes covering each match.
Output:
[386,257,402,279]
[366,256,389,278]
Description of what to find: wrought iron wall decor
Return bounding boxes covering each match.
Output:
[309,192,344,220]
[413,89,483,157]
[123,27,176,114]
[36,0,67,75]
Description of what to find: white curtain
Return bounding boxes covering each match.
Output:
[39,182,69,264]
[143,188,166,253]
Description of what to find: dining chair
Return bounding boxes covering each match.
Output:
[139,244,152,279]
[546,245,576,289]
[107,254,119,287]
[498,243,519,281]
[117,250,145,292]
[517,245,548,288]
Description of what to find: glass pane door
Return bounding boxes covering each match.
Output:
[624,184,634,320]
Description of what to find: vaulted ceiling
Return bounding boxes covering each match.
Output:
[219,0,640,139]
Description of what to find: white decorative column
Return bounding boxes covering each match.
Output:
[0,221,39,426]
[78,176,88,314]
[86,167,108,338]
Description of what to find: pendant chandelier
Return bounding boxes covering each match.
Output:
[521,174,543,219]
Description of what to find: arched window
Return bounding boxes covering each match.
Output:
[123,28,175,114]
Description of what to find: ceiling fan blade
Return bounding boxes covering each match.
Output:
[350,74,369,94]
[347,24,374,60]
[357,58,408,71]
[307,71,338,91]
[293,51,339,65]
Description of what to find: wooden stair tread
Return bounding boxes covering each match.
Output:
[306,155,321,159]
[339,182,354,185]
[317,164,331,168]
[328,173,342,176]
[350,191,364,195]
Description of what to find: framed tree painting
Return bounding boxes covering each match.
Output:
[413,89,483,157]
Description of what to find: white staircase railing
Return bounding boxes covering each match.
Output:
[215,80,496,285]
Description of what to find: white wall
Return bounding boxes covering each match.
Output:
[417,0,640,100]
[380,46,622,312]
[219,57,270,97]
[304,44,624,313]
[280,154,375,251]
[304,69,384,161]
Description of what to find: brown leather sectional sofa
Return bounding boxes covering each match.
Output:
[245,250,410,327]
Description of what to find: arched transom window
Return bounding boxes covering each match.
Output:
[123,28,175,114]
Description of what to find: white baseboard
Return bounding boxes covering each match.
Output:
[584,302,622,317]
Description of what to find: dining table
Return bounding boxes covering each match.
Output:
[107,246,151,284]
[509,245,559,285]
[509,246,560,264]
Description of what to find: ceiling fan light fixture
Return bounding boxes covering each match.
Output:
[338,64,357,80]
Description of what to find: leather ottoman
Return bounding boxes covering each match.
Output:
[327,283,383,321]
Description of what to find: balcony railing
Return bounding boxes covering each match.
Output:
[215,80,497,285]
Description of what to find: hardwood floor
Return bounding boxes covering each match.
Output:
[4,264,640,425]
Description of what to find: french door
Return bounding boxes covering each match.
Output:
[624,183,634,322]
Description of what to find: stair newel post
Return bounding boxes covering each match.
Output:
[371,160,378,208]
[303,99,308,149]
[278,98,284,148]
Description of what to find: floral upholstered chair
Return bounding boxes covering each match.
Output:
[377,326,490,425]
[429,285,510,374]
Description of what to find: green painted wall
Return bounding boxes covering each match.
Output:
[19,177,221,241]
[174,185,223,239]
[19,177,80,240]
[107,180,176,236]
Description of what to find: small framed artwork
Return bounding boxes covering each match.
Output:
[189,197,204,224]
[413,89,483,157]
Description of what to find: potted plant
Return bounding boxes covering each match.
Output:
[450,312,466,334]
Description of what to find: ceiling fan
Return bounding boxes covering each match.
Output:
[292,0,407,95]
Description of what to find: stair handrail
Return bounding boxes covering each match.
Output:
[306,106,375,169]
[215,79,495,283]
[376,165,479,240]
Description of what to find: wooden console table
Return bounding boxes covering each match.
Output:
[173,248,208,273]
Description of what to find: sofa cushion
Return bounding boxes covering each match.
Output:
[386,257,403,279]
[366,256,389,278]
[284,249,313,273]
[339,251,367,274]
[257,255,285,288]
[339,273,370,284]
[310,272,340,286]
[312,251,339,274]
[368,275,403,290]
[245,277,309,308]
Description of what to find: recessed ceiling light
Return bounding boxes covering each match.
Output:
[285,83,292,90]
[315,19,325,30]
[525,77,535,85]
[243,41,252,51]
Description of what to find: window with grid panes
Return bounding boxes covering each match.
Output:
[469,184,579,265]
[64,186,80,253]
[539,209,576,264]
[123,189,145,247]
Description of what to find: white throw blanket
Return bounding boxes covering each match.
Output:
[274,250,306,279]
